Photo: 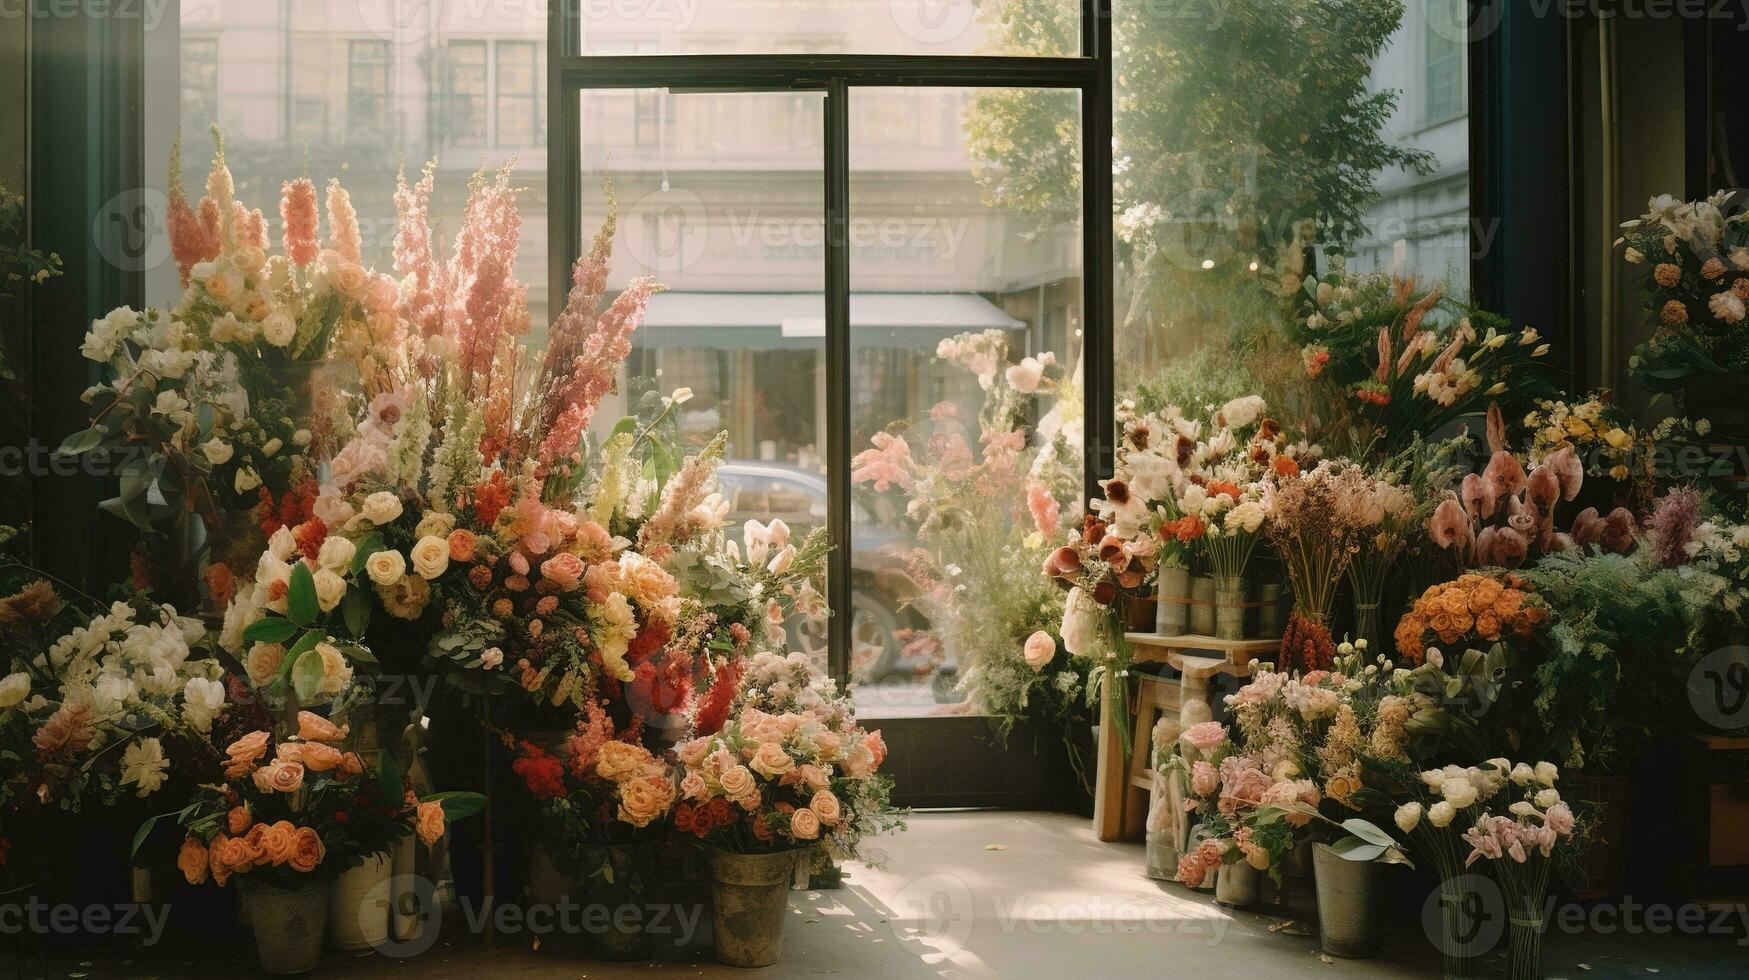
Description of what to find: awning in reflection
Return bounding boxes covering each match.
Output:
[636,292,1024,348]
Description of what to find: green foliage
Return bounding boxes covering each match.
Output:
[1124,343,1259,416]
[1518,551,1709,772]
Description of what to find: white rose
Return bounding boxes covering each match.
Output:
[361,491,404,525]
[316,536,356,571]
[409,535,450,580]
[201,438,234,466]
[1533,762,1559,787]
[268,526,298,561]
[260,437,283,458]
[1441,779,1479,809]
[1534,788,1561,809]
[312,568,348,612]
[1510,763,1535,786]
[233,465,261,494]
[262,310,297,347]
[1394,802,1423,834]
[180,676,227,732]
[364,549,406,587]
[0,672,31,708]
[1427,801,1457,828]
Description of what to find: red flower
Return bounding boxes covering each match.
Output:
[472,471,512,527]
[511,742,567,799]
[292,518,328,559]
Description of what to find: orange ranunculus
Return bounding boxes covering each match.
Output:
[1272,455,1300,478]
[288,827,325,873]
[448,529,477,562]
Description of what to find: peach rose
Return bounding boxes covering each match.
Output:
[296,711,347,743]
[595,741,650,782]
[789,807,821,841]
[260,820,298,866]
[301,742,343,772]
[288,827,325,873]
[749,742,795,779]
[213,834,255,885]
[178,835,209,885]
[227,805,252,836]
[809,791,842,825]
[223,731,271,779]
[415,800,447,847]
[617,777,674,828]
[1022,630,1056,671]
[719,765,757,801]
[338,752,364,779]
[253,760,305,794]
[448,529,477,562]
[539,552,585,591]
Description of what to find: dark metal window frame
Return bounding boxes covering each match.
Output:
[545,1,1116,691]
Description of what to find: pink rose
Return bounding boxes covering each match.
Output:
[1544,802,1574,835]
[1183,722,1228,754]
[540,553,585,591]
[809,791,842,825]
[681,771,709,801]
[1190,760,1219,798]
[1022,630,1056,671]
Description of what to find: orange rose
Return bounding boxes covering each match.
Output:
[253,760,305,794]
[223,731,271,779]
[1474,613,1502,639]
[300,742,343,772]
[338,752,364,779]
[415,801,447,847]
[448,529,477,562]
[178,835,209,885]
[296,711,347,743]
[260,820,298,866]
[227,805,252,836]
[288,826,325,873]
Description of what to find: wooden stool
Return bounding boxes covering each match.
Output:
[1093,633,1274,843]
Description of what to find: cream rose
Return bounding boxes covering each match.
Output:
[0,672,30,708]
[361,491,404,525]
[312,568,347,612]
[364,548,406,586]
[409,535,450,580]
[414,512,456,540]
[245,642,285,686]
[261,310,296,347]
[316,536,356,570]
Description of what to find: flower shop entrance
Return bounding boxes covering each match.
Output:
[555,27,1114,807]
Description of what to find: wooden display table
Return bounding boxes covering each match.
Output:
[1092,634,1275,843]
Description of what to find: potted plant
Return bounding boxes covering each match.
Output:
[510,702,677,960]
[673,673,900,968]
[142,712,480,973]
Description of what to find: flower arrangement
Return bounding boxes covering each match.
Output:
[852,329,1087,739]
[1392,573,1549,667]
[1618,191,1749,389]
[162,712,483,886]
[1262,460,1378,671]
[1455,762,1578,980]
[672,695,900,864]
[60,134,386,606]
[0,579,229,829]
[1286,270,1555,454]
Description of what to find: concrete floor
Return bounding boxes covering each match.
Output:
[42,811,1749,978]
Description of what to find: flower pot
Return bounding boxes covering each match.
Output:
[1352,599,1381,651]
[1144,830,1178,882]
[1213,574,1247,640]
[327,852,392,950]
[1156,566,1191,635]
[709,848,802,967]
[1188,576,1217,635]
[1256,581,1284,637]
[243,876,329,975]
[1312,843,1380,959]
[1279,839,1317,921]
[1214,861,1262,909]
[576,843,658,961]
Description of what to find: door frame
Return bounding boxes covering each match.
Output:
[549,2,1116,807]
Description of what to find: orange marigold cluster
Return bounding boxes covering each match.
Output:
[1393,573,1549,664]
